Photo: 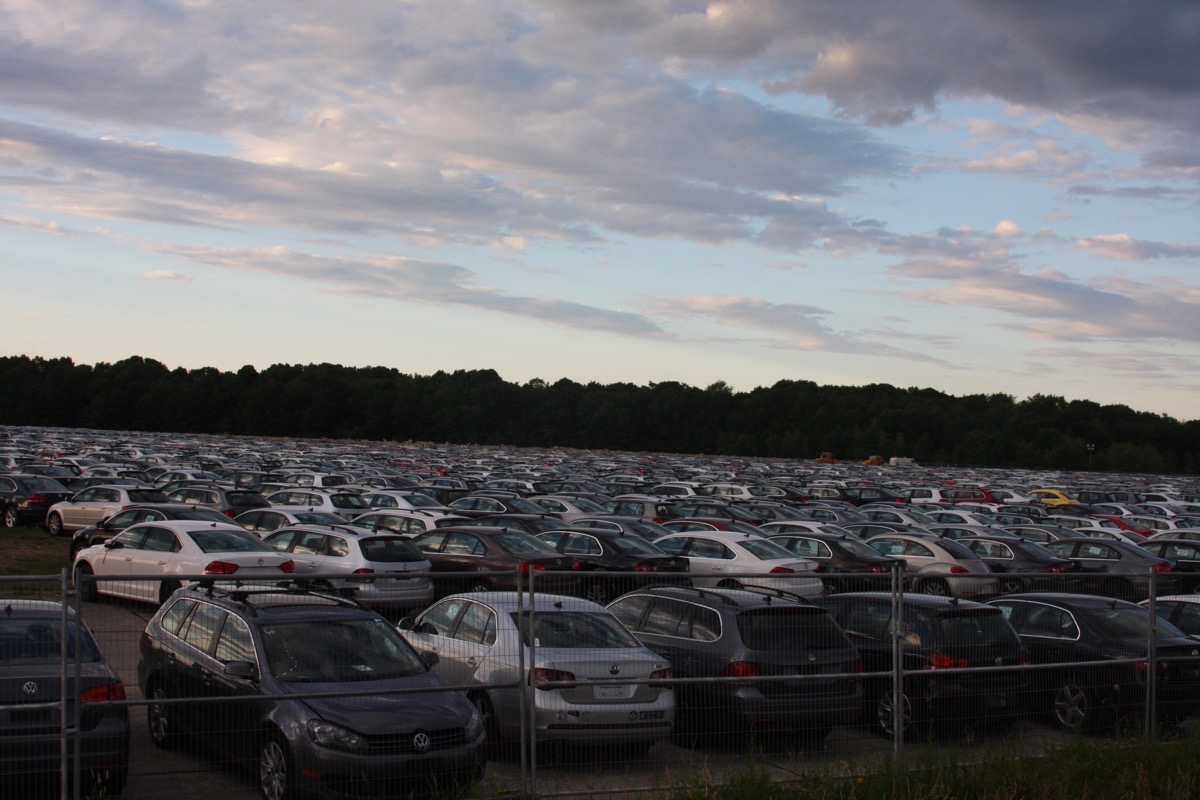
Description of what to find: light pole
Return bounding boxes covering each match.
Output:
[1086,443,1095,470]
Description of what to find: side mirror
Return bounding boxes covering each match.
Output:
[104,540,124,550]
[397,617,415,631]
[224,661,258,681]
[420,650,440,667]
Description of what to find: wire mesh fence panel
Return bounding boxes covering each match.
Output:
[5,565,1199,800]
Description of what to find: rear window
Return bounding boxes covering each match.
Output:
[511,611,641,649]
[331,494,369,510]
[0,619,103,664]
[129,490,169,503]
[228,491,269,507]
[736,607,851,651]
[935,610,1020,648]
[360,537,425,563]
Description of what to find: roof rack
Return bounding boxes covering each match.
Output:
[194,580,368,613]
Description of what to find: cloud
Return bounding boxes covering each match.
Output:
[139,270,191,282]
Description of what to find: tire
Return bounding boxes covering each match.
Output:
[473,692,502,744]
[81,767,128,799]
[74,563,98,603]
[47,512,64,537]
[259,735,293,800]
[468,578,492,593]
[147,685,182,749]
[877,689,913,738]
[1053,680,1096,733]
[584,579,611,605]
[1,505,17,529]
[158,580,182,605]
[921,578,951,597]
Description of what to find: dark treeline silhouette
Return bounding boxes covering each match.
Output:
[1,355,1196,474]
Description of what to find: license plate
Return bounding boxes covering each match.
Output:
[594,685,629,699]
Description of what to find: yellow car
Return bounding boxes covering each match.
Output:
[1028,488,1078,506]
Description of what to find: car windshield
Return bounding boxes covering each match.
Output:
[295,512,346,525]
[936,610,1020,649]
[0,619,102,665]
[493,533,559,555]
[261,618,427,682]
[608,536,664,556]
[511,611,641,649]
[736,607,850,651]
[20,477,68,492]
[508,497,547,514]
[129,490,169,502]
[187,528,273,553]
[836,536,889,558]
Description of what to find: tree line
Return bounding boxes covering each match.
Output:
[1,355,1196,474]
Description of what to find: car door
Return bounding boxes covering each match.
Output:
[678,536,735,583]
[123,525,184,602]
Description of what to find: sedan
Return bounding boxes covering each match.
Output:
[1138,539,1200,592]
[411,526,581,597]
[69,503,233,559]
[653,530,824,598]
[764,531,901,592]
[866,534,998,598]
[1042,537,1178,600]
[960,536,1080,593]
[536,528,691,604]
[46,485,171,536]
[73,520,296,605]
[399,592,675,748]
[0,473,72,528]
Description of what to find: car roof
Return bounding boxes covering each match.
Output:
[613,584,818,611]
[434,591,605,612]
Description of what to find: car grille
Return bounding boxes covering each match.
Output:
[362,726,467,755]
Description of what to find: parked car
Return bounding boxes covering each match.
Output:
[536,528,691,603]
[138,585,486,799]
[410,526,581,597]
[235,508,359,534]
[454,513,569,536]
[0,599,129,796]
[569,516,676,542]
[400,592,674,748]
[263,489,371,521]
[260,525,435,610]
[350,509,471,537]
[988,593,1200,731]
[164,485,271,518]
[608,585,862,743]
[447,495,550,518]
[0,473,72,528]
[602,496,683,524]
[652,530,824,598]
[960,536,1081,593]
[763,531,901,592]
[1144,594,1200,636]
[527,495,610,521]
[1041,537,1179,600]
[359,490,451,512]
[46,484,171,536]
[816,592,1027,736]
[1137,539,1200,592]
[73,520,297,605]
[865,533,998,598]
[69,503,234,559]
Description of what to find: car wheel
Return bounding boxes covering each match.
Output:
[473,692,502,743]
[46,512,64,537]
[81,767,128,800]
[259,735,293,800]
[468,577,492,593]
[158,580,182,605]
[998,576,1025,594]
[1,505,17,529]
[921,578,951,597]
[877,689,913,738]
[74,563,98,603]
[147,685,181,749]
[1053,680,1095,732]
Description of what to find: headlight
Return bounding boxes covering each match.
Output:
[307,719,368,753]
[464,706,485,742]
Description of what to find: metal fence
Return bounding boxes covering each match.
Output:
[2,566,1195,800]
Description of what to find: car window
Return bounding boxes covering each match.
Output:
[360,537,424,562]
[561,532,602,556]
[454,603,497,646]
[640,598,689,637]
[293,532,328,554]
[903,540,935,558]
[0,618,102,664]
[840,601,891,641]
[215,614,256,664]
[607,594,652,630]
[687,538,733,559]
[179,603,226,653]
[444,532,485,556]
[736,607,849,650]
[420,599,469,636]
[143,527,181,553]
[512,611,640,649]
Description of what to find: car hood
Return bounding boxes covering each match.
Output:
[283,670,472,734]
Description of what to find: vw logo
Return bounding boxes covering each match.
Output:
[609,664,620,675]
[807,653,816,662]
[22,681,38,696]
[995,657,1003,666]
[412,732,431,753]
[257,558,265,566]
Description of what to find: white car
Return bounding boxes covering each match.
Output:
[46,484,171,535]
[73,520,296,605]
[652,530,823,597]
[260,525,435,609]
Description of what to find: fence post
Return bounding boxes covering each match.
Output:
[1145,566,1157,737]
[891,560,905,762]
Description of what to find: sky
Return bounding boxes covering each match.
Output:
[2,1,1199,422]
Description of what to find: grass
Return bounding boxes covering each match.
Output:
[0,523,72,577]
[664,732,1200,800]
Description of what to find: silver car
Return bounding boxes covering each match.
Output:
[866,533,998,598]
[399,593,675,747]
[260,525,435,609]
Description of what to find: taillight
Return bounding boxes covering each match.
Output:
[223,509,236,517]
[351,567,376,584]
[634,562,661,572]
[949,565,969,574]
[204,561,240,575]
[530,667,576,690]
[517,562,546,575]
[866,564,888,574]
[279,560,295,574]
[768,566,795,574]
[80,683,126,702]
[1152,563,1172,573]
[28,494,47,504]
[720,661,760,678]
[1047,565,1065,574]
[650,667,673,688]
[926,652,968,669]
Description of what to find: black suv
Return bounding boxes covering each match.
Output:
[137,585,486,799]
[607,586,862,743]
[816,592,1027,736]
